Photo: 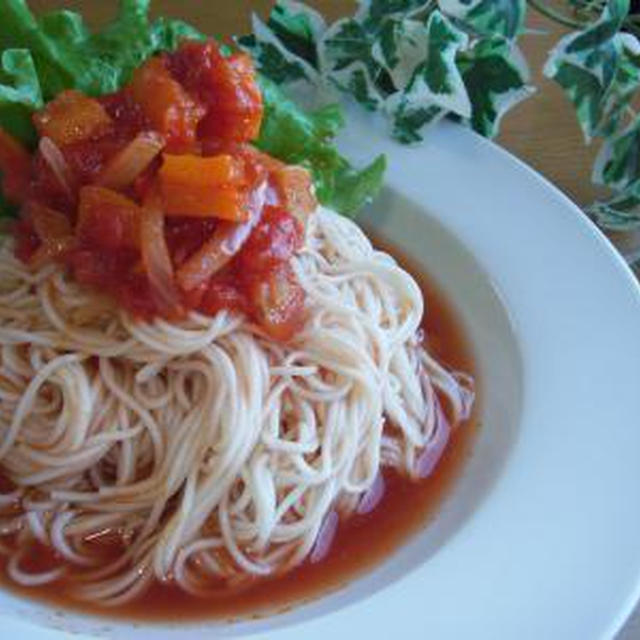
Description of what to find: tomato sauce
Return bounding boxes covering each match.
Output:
[0,246,479,622]
[5,40,313,342]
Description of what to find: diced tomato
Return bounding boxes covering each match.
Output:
[99,89,149,138]
[118,272,158,319]
[62,135,126,185]
[167,41,263,143]
[199,277,249,316]
[165,217,218,265]
[246,263,305,341]
[10,38,307,340]
[0,127,32,204]
[13,219,40,263]
[33,90,112,147]
[77,186,141,250]
[239,207,303,274]
[130,57,205,153]
[272,166,317,228]
[27,201,74,265]
[29,150,73,212]
[69,247,136,288]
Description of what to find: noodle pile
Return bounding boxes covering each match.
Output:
[0,207,473,605]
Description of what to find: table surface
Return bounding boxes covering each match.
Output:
[18,1,640,638]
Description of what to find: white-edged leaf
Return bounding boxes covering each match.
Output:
[329,60,384,110]
[387,12,469,142]
[321,17,376,73]
[355,0,432,25]
[267,0,327,68]
[588,183,640,231]
[544,0,633,142]
[320,17,385,109]
[458,37,533,138]
[438,0,526,40]
[237,13,321,86]
[592,119,640,190]
[371,18,428,90]
[404,12,470,114]
[387,91,446,142]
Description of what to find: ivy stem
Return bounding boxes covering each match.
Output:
[526,0,592,30]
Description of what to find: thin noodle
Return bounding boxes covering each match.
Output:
[0,207,474,605]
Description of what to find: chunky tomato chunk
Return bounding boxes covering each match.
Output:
[239,207,303,274]
[77,186,141,250]
[199,276,250,316]
[246,263,305,341]
[0,127,32,204]
[131,57,205,153]
[168,41,263,143]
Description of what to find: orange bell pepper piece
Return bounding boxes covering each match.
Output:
[33,90,112,146]
[159,153,249,221]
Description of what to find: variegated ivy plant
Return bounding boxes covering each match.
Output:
[240,0,640,267]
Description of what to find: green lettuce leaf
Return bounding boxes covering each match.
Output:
[256,76,385,216]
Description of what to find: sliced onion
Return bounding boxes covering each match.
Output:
[453,372,476,422]
[310,510,339,564]
[176,179,268,292]
[141,189,181,314]
[415,398,451,479]
[26,200,75,266]
[38,136,76,201]
[357,472,385,515]
[96,131,165,191]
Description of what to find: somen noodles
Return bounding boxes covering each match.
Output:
[0,32,474,610]
[0,207,473,604]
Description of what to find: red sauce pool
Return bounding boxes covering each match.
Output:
[0,241,479,622]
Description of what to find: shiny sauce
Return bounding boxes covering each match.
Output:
[0,242,479,622]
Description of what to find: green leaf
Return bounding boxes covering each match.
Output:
[458,37,533,138]
[588,184,640,231]
[438,0,526,40]
[386,11,471,142]
[409,12,470,115]
[551,62,605,137]
[0,48,43,145]
[593,120,640,191]
[256,75,385,216]
[544,0,634,142]
[320,154,387,216]
[372,18,429,90]
[391,102,444,143]
[267,0,326,68]
[357,0,432,29]
[149,17,206,52]
[238,13,320,86]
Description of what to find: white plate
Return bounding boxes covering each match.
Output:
[3,117,640,639]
